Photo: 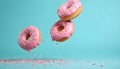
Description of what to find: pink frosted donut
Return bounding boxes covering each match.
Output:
[18,26,41,52]
[57,0,82,20]
[50,20,74,42]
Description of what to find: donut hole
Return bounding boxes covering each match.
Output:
[26,34,31,41]
[57,25,64,31]
[67,4,72,9]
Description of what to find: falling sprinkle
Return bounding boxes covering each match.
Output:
[27,50,31,52]
[42,40,44,42]
[100,64,103,67]
[92,63,96,66]
[56,43,59,45]
[87,60,90,63]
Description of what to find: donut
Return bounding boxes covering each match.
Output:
[50,20,74,42]
[57,0,82,20]
[18,26,41,52]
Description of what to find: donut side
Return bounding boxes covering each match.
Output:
[59,6,82,20]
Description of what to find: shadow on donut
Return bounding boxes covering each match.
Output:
[56,37,68,42]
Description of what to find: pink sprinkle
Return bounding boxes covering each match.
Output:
[0,59,74,66]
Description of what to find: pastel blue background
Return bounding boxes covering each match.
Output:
[0,0,120,69]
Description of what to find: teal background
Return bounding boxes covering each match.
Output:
[0,0,120,69]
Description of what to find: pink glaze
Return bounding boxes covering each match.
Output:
[18,26,41,51]
[57,0,82,17]
[50,20,74,41]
